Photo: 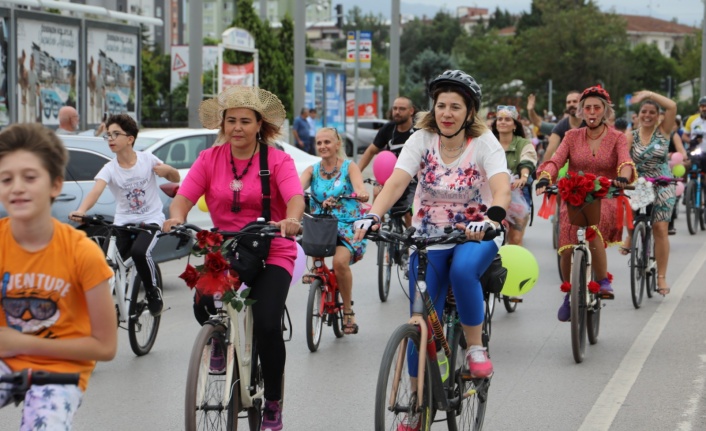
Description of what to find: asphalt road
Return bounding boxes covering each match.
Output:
[2,197,706,431]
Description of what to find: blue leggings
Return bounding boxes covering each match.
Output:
[406,240,498,377]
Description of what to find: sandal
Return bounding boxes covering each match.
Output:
[657,276,671,296]
[618,246,631,256]
[343,310,359,335]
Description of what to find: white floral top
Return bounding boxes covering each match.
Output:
[396,130,509,237]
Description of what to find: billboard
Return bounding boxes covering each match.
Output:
[305,68,324,130]
[15,18,79,125]
[221,61,254,88]
[324,69,346,133]
[0,15,8,127]
[86,27,138,123]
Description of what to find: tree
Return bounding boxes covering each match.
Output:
[515,3,630,102]
[675,31,702,105]
[626,43,678,94]
[400,12,464,66]
[402,49,455,109]
[488,7,515,30]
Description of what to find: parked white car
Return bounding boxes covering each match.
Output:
[135,129,320,229]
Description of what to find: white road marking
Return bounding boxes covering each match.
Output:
[578,240,706,431]
[676,353,706,431]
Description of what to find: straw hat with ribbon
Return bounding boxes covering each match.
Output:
[199,85,287,130]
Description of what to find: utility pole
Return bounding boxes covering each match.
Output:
[701,0,706,97]
[389,0,400,111]
[294,0,306,119]
[188,0,203,128]
[548,79,553,115]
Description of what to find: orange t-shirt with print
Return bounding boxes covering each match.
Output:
[0,218,113,391]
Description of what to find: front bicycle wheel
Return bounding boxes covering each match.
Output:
[377,240,392,302]
[447,324,489,431]
[185,323,237,431]
[375,324,433,431]
[332,290,345,339]
[700,186,706,230]
[586,296,601,345]
[306,279,325,352]
[502,295,518,313]
[247,339,263,431]
[686,181,698,235]
[645,230,656,299]
[570,248,588,364]
[128,268,162,356]
[630,222,647,309]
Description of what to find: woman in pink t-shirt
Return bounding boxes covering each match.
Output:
[355,70,511,409]
[164,86,303,430]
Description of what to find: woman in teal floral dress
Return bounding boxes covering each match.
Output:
[300,127,369,333]
[621,91,686,296]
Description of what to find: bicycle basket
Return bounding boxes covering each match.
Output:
[480,255,507,295]
[301,213,339,257]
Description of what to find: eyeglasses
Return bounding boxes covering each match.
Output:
[103,131,129,141]
[2,297,58,320]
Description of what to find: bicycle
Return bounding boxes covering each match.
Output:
[365,178,411,302]
[684,147,706,235]
[0,369,80,407]
[628,177,681,309]
[302,193,363,352]
[368,208,504,431]
[544,184,630,363]
[164,223,292,431]
[77,215,163,356]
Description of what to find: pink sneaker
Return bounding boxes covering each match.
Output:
[466,346,493,378]
[396,413,420,431]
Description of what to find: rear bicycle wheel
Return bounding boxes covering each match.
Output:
[630,222,647,309]
[570,248,588,364]
[686,181,698,235]
[128,268,162,356]
[586,295,601,345]
[502,295,518,313]
[185,323,237,431]
[306,279,324,352]
[377,240,392,302]
[375,324,433,431]
[700,186,706,230]
[332,290,345,338]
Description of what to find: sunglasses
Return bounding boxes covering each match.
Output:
[2,297,58,320]
[496,105,518,119]
[318,127,341,141]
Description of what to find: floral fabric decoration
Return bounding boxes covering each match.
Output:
[557,171,613,207]
[179,230,255,312]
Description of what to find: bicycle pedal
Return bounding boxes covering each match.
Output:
[598,293,615,300]
[508,298,523,303]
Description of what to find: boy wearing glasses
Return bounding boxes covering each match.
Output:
[69,114,180,316]
[0,123,116,428]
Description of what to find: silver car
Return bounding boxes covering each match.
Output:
[344,118,387,156]
[0,135,190,263]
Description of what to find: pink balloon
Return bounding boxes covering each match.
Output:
[373,151,397,185]
[675,181,685,197]
[671,152,684,165]
[291,242,307,286]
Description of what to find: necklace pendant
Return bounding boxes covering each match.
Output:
[230,179,243,191]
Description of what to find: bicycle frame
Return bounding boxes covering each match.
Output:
[104,234,138,327]
[303,257,341,312]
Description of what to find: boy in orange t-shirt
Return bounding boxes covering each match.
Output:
[0,124,116,429]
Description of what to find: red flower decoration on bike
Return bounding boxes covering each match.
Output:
[588,280,600,294]
[557,171,613,206]
[195,230,223,249]
[179,264,200,288]
[585,226,597,242]
[560,281,571,292]
[204,251,229,273]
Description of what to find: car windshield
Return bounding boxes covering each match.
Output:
[133,137,160,151]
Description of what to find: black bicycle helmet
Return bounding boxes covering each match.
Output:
[428,70,482,111]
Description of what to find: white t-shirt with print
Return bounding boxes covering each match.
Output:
[95,151,166,226]
[396,129,509,238]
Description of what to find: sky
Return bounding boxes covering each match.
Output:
[352,0,702,28]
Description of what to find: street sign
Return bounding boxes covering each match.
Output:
[624,94,632,107]
[346,30,372,70]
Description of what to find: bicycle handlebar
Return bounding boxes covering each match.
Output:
[366,224,501,249]
[159,221,283,241]
[0,369,80,389]
[76,215,161,234]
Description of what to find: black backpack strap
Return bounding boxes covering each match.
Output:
[259,143,271,221]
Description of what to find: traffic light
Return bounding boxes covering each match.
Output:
[335,4,343,28]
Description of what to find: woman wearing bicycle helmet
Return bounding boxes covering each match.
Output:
[535,85,636,321]
[355,69,510,400]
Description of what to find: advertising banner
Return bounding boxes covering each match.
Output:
[15,18,79,125]
[221,61,254,88]
[86,27,138,123]
[170,45,219,91]
[0,16,8,127]
[305,68,324,130]
[324,69,346,134]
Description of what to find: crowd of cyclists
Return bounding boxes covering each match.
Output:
[1,69,705,430]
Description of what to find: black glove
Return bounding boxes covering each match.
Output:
[615,177,629,185]
[535,178,550,190]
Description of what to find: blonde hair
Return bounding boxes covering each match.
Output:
[315,127,347,159]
